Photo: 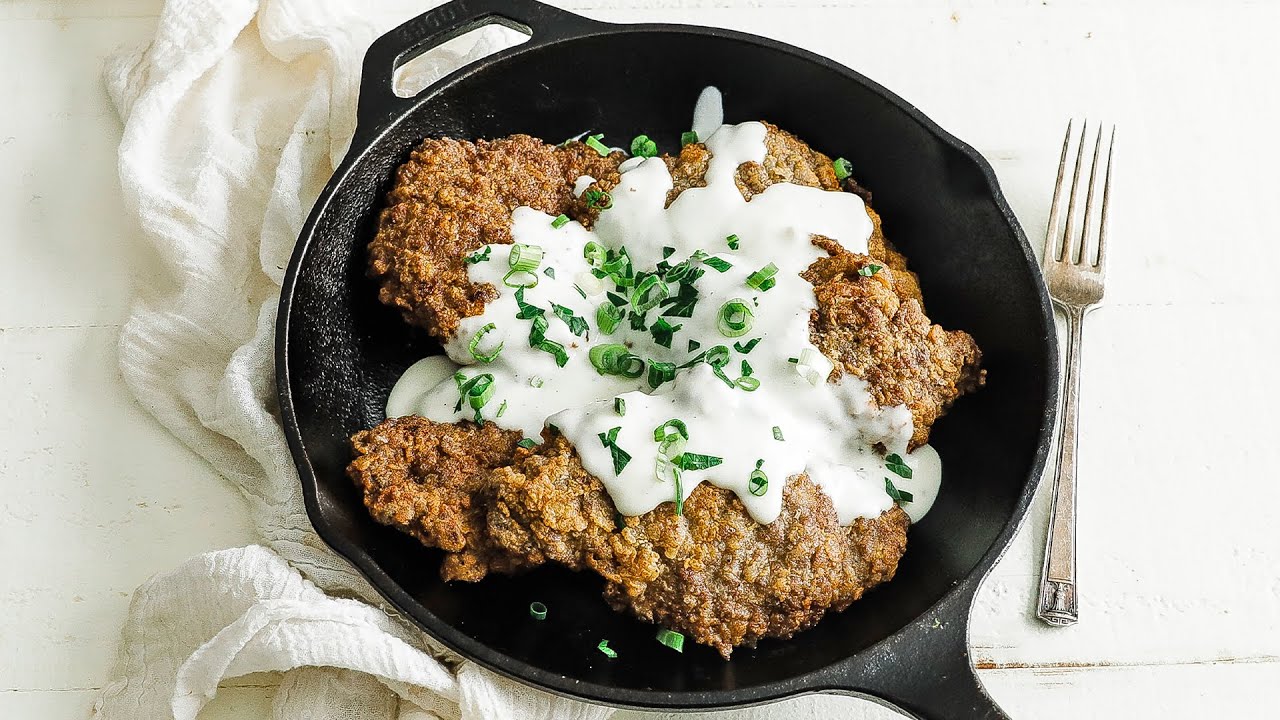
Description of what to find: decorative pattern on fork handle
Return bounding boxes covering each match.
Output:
[1036,120,1114,628]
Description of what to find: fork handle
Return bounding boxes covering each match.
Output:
[1038,302,1084,626]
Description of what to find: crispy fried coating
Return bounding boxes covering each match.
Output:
[348,424,909,657]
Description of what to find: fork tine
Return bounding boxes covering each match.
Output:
[1077,126,1104,265]
[1045,120,1073,265]
[1095,126,1115,270]
[1060,120,1088,263]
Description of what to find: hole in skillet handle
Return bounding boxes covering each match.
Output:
[355,0,604,141]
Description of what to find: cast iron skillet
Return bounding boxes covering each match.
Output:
[276,1,1058,717]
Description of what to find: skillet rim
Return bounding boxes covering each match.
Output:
[275,18,1058,712]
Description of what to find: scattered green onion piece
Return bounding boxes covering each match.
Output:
[514,287,544,319]
[704,345,730,368]
[650,317,681,348]
[885,477,914,503]
[529,376,544,388]
[573,284,588,299]
[585,133,611,157]
[745,263,779,292]
[703,256,733,273]
[726,234,741,250]
[551,303,589,336]
[630,134,658,157]
[596,302,622,335]
[795,347,834,386]
[589,344,645,378]
[673,469,684,515]
[614,397,626,416]
[653,419,689,442]
[584,241,607,267]
[631,275,670,312]
[465,246,491,264]
[551,214,570,229]
[662,246,675,259]
[598,426,620,448]
[647,360,676,389]
[736,377,761,391]
[772,426,785,441]
[680,131,698,146]
[509,243,544,272]
[748,463,768,496]
[688,339,701,353]
[885,453,913,479]
[585,188,614,210]
[518,438,538,449]
[675,452,723,471]
[468,323,503,363]
[543,267,556,280]
[529,601,547,620]
[503,269,539,288]
[655,432,685,485]
[741,359,754,377]
[497,400,508,417]
[833,156,853,181]
[596,425,632,475]
[597,639,618,659]
[858,264,883,277]
[717,299,754,338]
[656,628,685,652]
[733,338,760,354]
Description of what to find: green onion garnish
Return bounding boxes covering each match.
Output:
[468,323,503,363]
[745,263,779,292]
[772,426,784,441]
[631,274,670,312]
[509,243,543,272]
[465,246,491,264]
[703,256,733,273]
[885,477,914,503]
[749,460,768,496]
[596,302,622,335]
[597,426,632,474]
[681,131,698,146]
[589,343,646,378]
[673,469,684,515]
[573,284,588,299]
[704,345,730,368]
[528,315,569,366]
[630,134,658,157]
[726,234,740,250]
[733,338,760,354]
[503,269,539,288]
[675,452,723,471]
[662,246,675,259]
[585,188,613,210]
[736,377,761,391]
[529,376,544,388]
[585,133,610,156]
[518,438,537,449]
[857,264,883,277]
[833,157,853,181]
[656,628,685,652]
[544,267,556,280]
[597,639,618,658]
[454,372,495,424]
[614,397,626,416]
[584,241,607,267]
[717,299,754,337]
[598,426,620,447]
[688,339,701,353]
[514,287,543,320]
[650,317,681,348]
[647,360,676,389]
[551,303,589,337]
[795,347,834,386]
[497,400,508,417]
[885,453,913,479]
[653,419,689,442]
[529,601,547,620]
[551,214,570,229]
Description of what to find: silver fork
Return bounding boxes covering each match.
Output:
[1036,120,1115,627]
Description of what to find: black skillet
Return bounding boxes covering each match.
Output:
[276,1,1058,717]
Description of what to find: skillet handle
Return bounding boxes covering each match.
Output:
[356,0,602,137]
[824,582,1010,720]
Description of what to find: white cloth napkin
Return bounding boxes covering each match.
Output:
[96,0,617,717]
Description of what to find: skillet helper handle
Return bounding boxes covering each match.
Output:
[356,0,599,135]
[827,584,1010,720]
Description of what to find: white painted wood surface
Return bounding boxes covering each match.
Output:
[2,0,1277,717]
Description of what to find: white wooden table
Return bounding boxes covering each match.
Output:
[3,0,1277,717]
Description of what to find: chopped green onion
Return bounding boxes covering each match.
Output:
[885,477,914,503]
[650,317,681,348]
[726,234,740,250]
[509,243,544,272]
[673,469,684,515]
[795,347,834,386]
[647,360,676,389]
[585,188,613,210]
[468,323,503,363]
[687,339,701,353]
[518,438,538,449]
[497,400,508,417]
[606,291,628,307]
[529,376,544,388]
[858,264,883,277]
[736,376,761,391]
[529,601,547,620]
[597,639,618,658]
[614,397,626,416]
[514,287,544,319]
[503,269,539,288]
[885,453,913,479]
[680,131,698,146]
[596,302,622,335]
[772,426,785,441]
[585,133,610,156]
[656,628,685,652]
[465,246,491,264]
[833,157,853,180]
[528,315,569,366]
[584,241,607,267]
[653,419,689,442]
[551,214,570,229]
[589,343,645,378]
[630,134,658,157]
[703,256,733,273]
[704,345,730,368]
[675,452,723,471]
[662,246,675,259]
[745,263,779,292]
[573,284,588,299]
[717,299,754,338]
[596,425,632,475]
[598,426,620,448]
[741,359,753,377]
[454,372,495,424]
[749,461,768,496]
[543,267,556,280]
[631,275,670,312]
[733,338,760,354]
[552,303,589,337]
